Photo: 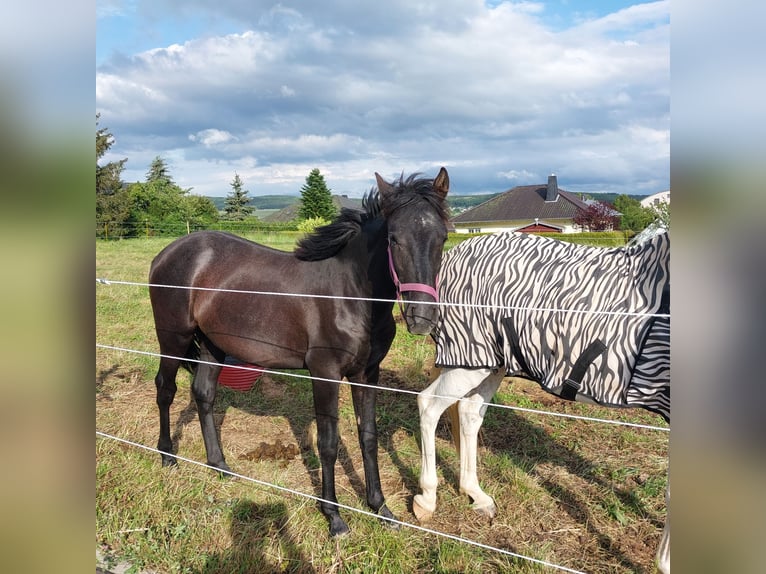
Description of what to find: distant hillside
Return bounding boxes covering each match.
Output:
[206,192,648,218]
[206,195,299,211]
[206,193,499,214]
[447,193,501,213]
[265,195,364,223]
[448,192,648,213]
[588,193,649,204]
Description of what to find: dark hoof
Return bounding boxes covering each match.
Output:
[378,504,400,530]
[160,454,178,468]
[328,515,351,537]
[211,462,233,478]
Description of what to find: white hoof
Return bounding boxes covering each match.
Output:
[412,494,435,522]
[472,501,496,520]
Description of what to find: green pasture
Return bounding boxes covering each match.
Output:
[96,232,665,574]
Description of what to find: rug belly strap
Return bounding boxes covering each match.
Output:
[502,316,534,379]
[560,339,607,401]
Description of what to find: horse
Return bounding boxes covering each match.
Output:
[148,168,450,536]
[413,230,670,573]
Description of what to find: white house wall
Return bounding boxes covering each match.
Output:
[640,190,670,208]
[454,222,580,234]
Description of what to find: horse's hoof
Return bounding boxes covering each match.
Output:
[209,461,233,477]
[329,516,351,538]
[412,495,434,522]
[378,504,400,530]
[472,502,496,521]
[161,455,177,468]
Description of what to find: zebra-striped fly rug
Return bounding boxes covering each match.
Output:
[433,231,670,421]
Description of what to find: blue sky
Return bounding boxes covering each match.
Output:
[96,1,669,197]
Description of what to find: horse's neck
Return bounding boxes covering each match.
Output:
[360,217,396,301]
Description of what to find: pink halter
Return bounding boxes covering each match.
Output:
[387,244,439,302]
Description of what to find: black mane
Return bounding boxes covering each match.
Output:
[293,208,368,261]
[293,172,448,262]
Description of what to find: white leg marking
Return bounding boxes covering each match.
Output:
[656,476,670,574]
[413,368,497,521]
[457,370,504,517]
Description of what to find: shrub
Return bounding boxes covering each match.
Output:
[297,217,329,234]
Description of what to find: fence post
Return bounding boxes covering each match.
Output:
[145,220,149,237]
[104,222,108,240]
[187,221,190,235]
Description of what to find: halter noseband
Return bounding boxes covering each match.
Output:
[387,243,439,302]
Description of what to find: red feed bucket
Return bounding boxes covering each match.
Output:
[217,357,264,392]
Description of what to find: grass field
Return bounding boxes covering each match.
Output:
[96,233,668,573]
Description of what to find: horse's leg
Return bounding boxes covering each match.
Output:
[455,369,504,518]
[413,367,495,521]
[309,371,348,536]
[155,355,180,467]
[657,475,670,574]
[154,332,192,467]
[351,361,398,529]
[190,337,229,474]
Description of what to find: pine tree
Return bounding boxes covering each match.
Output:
[96,114,130,237]
[146,156,175,186]
[96,114,127,196]
[298,168,336,221]
[223,173,254,220]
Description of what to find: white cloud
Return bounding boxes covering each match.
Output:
[498,169,536,182]
[189,129,236,147]
[96,1,669,196]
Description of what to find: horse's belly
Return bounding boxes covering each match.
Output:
[201,310,310,368]
[200,310,366,372]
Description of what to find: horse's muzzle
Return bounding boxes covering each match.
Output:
[402,302,438,335]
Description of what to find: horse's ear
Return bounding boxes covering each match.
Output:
[375,173,394,199]
[433,167,449,198]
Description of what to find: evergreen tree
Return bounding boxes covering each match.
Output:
[146,156,175,186]
[298,168,336,221]
[96,114,130,237]
[223,172,254,220]
[96,114,127,195]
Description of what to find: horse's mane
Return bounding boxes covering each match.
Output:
[293,206,369,261]
[293,173,448,261]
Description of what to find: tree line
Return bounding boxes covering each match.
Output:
[97,115,668,238]
[96,116,337,238]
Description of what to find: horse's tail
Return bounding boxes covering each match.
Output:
[180,332,201,374]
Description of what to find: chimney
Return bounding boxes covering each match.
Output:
[545,174,558,202]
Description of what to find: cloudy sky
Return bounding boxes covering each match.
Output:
[96,1,669,198]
